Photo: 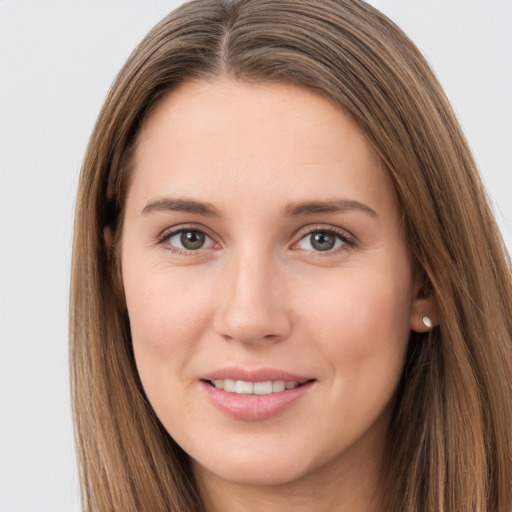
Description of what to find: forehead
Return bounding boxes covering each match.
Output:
[127,79,396,218]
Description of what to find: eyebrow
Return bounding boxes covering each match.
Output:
[141,198,221,217]
[282,199,378,218]
[141,197,378,219]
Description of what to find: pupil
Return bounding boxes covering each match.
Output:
[181,230,205,250]
[311,232,335,251]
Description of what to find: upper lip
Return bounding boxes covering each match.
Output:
[200,367,313,383]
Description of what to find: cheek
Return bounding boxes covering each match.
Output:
[123,264,214,384]
[302,264,413,379]
[293,267,413,450]
[123,265,220,433]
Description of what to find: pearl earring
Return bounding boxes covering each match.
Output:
[422,316,432,328]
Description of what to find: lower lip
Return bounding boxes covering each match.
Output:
[200,380,316,421]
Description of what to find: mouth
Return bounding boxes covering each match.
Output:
[200,371,316,421]
[205,378,310,395]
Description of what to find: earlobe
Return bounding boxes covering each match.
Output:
[410,274,438,333]
[421,316,433,329]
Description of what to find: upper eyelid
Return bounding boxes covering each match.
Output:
[157,223,218,243]
[294,224,356,242]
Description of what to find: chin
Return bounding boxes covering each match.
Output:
[223,471,298,487]
[194,456,312,487]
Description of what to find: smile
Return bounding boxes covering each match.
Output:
[209,379,301,395]
[201,373,316,421]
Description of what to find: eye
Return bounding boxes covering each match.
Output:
[296,229,351,252]
[163,228,216,252]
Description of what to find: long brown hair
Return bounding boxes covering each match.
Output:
[70,1,512,510]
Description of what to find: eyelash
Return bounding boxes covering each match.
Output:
[293,225,356,254]
[157,224,356,256]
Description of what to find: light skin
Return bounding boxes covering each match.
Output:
[119,79,435,512]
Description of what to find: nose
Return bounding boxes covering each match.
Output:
[213,251,292,345]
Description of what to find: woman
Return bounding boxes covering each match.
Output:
[70,0,512,510]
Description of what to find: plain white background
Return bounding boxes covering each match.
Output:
[0,1,510,510]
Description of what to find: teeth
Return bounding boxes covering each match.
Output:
[272,380,286,392]
[223,379,236,392]
[210,379,301,394]
[254,381,272,395]
[235,380,254,394]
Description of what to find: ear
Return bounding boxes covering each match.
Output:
[104,226,126,309]
[104,226,114,259]
[410,272,438,333]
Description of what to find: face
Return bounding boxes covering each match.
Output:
[120,79,428,491]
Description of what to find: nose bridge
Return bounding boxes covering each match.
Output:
[213,245,290,344]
